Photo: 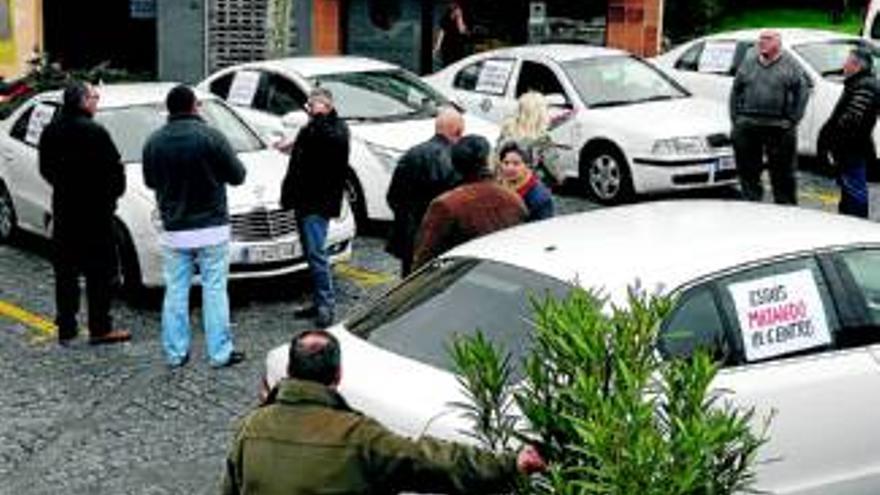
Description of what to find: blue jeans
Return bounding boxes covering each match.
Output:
[838,155,869,219]
[161,243,234,366]
[298,214,335,315]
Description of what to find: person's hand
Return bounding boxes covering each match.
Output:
[516,445,547,475]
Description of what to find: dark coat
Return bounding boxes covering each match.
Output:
[222,379,518,495]
[822,69,880,161]
[386,134,459,263]
[38,107,125,239]
[142,114,246,232]
[413,179,527,269]
[520,177,554,222]
[281,110,350,218]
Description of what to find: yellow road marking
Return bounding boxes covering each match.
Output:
[333,262,395,288]
[800,189,840,207]
[0,299,57,339]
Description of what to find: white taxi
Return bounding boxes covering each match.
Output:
[0,83,355,290]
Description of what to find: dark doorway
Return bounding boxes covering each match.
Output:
[43,0,157,77]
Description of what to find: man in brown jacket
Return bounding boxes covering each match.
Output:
[413,135,527,270]
[222,329,545,494]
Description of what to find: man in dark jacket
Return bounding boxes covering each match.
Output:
[38,81,131,346]
[822,46,880,218]
[142,85,246,368]
[386,107,463,276]
[279,88,350,327]
[730,30,810,205]
[413,135,527,270]
[222,329,546,495]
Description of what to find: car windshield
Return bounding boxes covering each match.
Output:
[95,99,264,163]
[562,55,689,108]
[347,257,572,376]
[792,40,880,78]
[310,69,452,121]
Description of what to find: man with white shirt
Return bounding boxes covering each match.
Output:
[142,85,247,368]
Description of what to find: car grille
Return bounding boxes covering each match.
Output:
[707,133,732,149]
[230,208,297,242]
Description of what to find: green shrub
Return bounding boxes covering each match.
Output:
[664,0,729,43]
[450,286,769,495]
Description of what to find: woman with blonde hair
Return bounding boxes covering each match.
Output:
[497,91,563,186]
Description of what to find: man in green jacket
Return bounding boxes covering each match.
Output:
[221,330,546,495]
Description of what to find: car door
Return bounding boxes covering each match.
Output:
[661,254,880,494]
[0,102,56,235]
[446,57,516,123]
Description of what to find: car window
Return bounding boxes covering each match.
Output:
[9,103,59,147]
[516,61,568,102]
[792,40,880,78]
[659,286,731,363]
[209,73,235,99]
[348,257,571,376]
[96,99,264,163]
[695,40,738,75]
[563,55,688,108]
[263,73,306,116]
[311,69,451,121]
[675,42,704,71]
[453,61,483,91]
[730,42,754,74]
[453,58,515,96]
[836,249,880,329]
[9,105,35,143]
[715,257,839,365]
[872,16,880,40]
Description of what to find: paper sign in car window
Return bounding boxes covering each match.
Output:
[25,104,57,146]
[227,71,261,107]
[728,269,832,362]
[698,41,738,74]
[475,59,514,95]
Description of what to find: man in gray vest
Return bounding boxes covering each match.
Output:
[730,30,810,205]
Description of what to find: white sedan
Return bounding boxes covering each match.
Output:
[653,28,880,161]
[0,83,355,289]
[267,200,880,494]
[197,57,499,229]
[424,44,736,204]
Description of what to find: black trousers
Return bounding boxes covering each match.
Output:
[732,123,798,205]
[53,222,117,339]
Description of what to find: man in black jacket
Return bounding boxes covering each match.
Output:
[279,88,350,327]
[143,85,246,367]
[822,46,880,218]
[38,81,131,346]
[385,107,463,276]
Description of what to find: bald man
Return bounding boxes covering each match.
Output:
[386,107,464,276]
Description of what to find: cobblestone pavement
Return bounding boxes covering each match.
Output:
[0,169,874,494]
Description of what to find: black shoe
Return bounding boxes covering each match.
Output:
[217,351,246,368]
[316,308,335,328]
[294,306,319,318]
[58,335,77,348]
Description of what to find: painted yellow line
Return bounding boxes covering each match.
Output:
[0,299,57,337]
[333,262,396,288]
[800,189,840,207]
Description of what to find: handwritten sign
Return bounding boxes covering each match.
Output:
[698,41,737,74]
[227,71,261,107]
[476,59,514,95]
[25,104,57,146]
[729,269,832,362]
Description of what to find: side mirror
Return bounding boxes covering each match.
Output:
[545,93,570,109]
[281,110,309,129]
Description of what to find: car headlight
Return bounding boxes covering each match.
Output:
[365,141,403,173]
[652,137,710,157]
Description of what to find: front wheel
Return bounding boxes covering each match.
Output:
[0,181,16,243]
[581,145,633,205]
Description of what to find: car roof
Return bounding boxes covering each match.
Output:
[38,82,216,109]
[700,28,860,46]
[445,200,880,303]
[223,56,400,78]
[477,43,630,62]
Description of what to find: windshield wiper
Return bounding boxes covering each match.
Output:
[633,94,679,103]
[588,99,635,109]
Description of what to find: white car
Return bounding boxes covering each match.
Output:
[423,45,736,204]
[653,28,880,161]
[266,200,880,494]
[197,57,499,229]
[0,83,355,289]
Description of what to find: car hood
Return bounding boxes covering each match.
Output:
[226,148,289,212]
[350,114,499,152]
[593,96,731,138]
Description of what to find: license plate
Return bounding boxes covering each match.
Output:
[243,243,297,263]
[716,156,736,171]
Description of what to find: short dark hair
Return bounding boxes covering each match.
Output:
[851,46,874,72]
[62,81,88,113]
[166,84,197,115]
[451,134,491,178]
[287,330,341,385]
[497,140,533,165]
